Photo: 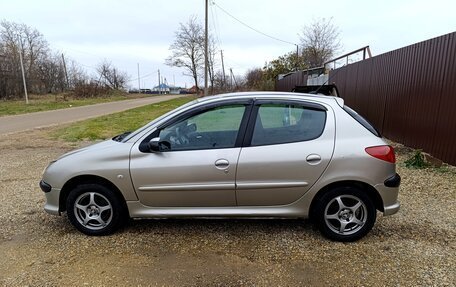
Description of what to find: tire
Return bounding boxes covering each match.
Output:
[66,184,126,236]
[314,186,376,242]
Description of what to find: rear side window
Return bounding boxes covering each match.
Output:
[343,106,381,137]
[251,103,326,146]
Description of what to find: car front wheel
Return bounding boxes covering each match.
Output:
[315,187,376,242]
[66,184,125,236]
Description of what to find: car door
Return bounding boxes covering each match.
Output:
[235,99,335,206]
[130,101,251,207]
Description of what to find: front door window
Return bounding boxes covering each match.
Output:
[159,105,246,151]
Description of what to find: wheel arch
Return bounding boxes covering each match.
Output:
[309,180,384,221]
[59,174,128,213]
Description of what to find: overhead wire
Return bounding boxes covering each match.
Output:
[212,1,296,46]
[126,71,158,83]
[209,1,251,71]
[210,1,222,48]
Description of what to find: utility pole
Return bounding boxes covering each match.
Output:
[230,68,238,90]
[204,0,208,96]
[158,69,161,94]
[173,74,175,87]
[61,53,70,89]
[137,63,140,92]
[229,68,233,90]
[295,44,299,71]
[162,76,165,93]
[220,50,226,90]
[18,37,28,104]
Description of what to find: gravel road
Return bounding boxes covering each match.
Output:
[0,129,454,286]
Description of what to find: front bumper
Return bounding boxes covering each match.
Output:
[40,180,61,215]
[39,180,52,193]
[44,188,61,215]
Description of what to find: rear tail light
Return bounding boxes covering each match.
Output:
[365,145,396,163]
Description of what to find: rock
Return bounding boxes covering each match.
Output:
[423,152,443,167]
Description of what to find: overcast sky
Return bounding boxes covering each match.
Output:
[2,0,455,89]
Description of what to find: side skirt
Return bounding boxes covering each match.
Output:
[126,201,308,218]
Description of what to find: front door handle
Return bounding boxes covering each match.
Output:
[215,159,230,170]
[306,154,321,165]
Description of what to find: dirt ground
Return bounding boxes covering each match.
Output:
[0,128,454,286]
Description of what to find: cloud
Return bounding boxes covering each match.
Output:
[3,0,455,88]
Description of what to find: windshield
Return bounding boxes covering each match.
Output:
[120,98,199,142]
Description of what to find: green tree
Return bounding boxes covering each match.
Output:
[260,51,307,90]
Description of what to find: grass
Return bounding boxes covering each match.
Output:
[434,165,456,175]
[0,91,151,117]
[404,150,430,169]
[50,96,197,142]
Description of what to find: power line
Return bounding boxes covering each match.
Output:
[209,3,270,73]
[51,43,103,61]
[212,2,296,46]
[210,2,222,48]
[79,63,97,70]
[127,71,157,83]
[222,53,250,69]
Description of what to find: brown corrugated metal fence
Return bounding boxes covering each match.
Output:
[276,32,456,165]
[275,71,308,92]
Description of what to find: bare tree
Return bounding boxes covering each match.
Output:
[36,52,65,93]
[299,18,342,68]
[207,36,218,94]
[166,16,204,90]
[210,70,225,93]
[21,23,49,80]
[96,60,128,90]
[0,20,51,97]
[0,21,128,99]
[67,60,89,88]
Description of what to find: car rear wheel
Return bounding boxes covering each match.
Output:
[315,186,376,242]
[66,184,126,236]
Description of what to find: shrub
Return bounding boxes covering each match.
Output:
[404,150,430,169]
[72,82,111,98]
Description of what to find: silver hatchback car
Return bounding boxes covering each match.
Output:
[40,92,400,241]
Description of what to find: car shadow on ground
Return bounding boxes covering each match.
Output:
[125,217,316,234]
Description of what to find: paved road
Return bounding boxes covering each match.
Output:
[0,95,185,135]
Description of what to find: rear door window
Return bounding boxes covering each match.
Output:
[251,103,326,146]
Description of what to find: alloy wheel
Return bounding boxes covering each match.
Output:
[324,195,368,236]
[73,192,113,231]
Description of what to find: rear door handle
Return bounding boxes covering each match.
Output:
[215,159,230,170]
[306,154,321,164]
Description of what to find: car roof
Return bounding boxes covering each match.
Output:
[194,91,344,107]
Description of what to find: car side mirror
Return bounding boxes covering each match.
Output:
[187,123,197,132]
[148,137,171,152]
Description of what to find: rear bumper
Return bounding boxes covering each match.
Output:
[384,173,401,187]
[374,173,401,216]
